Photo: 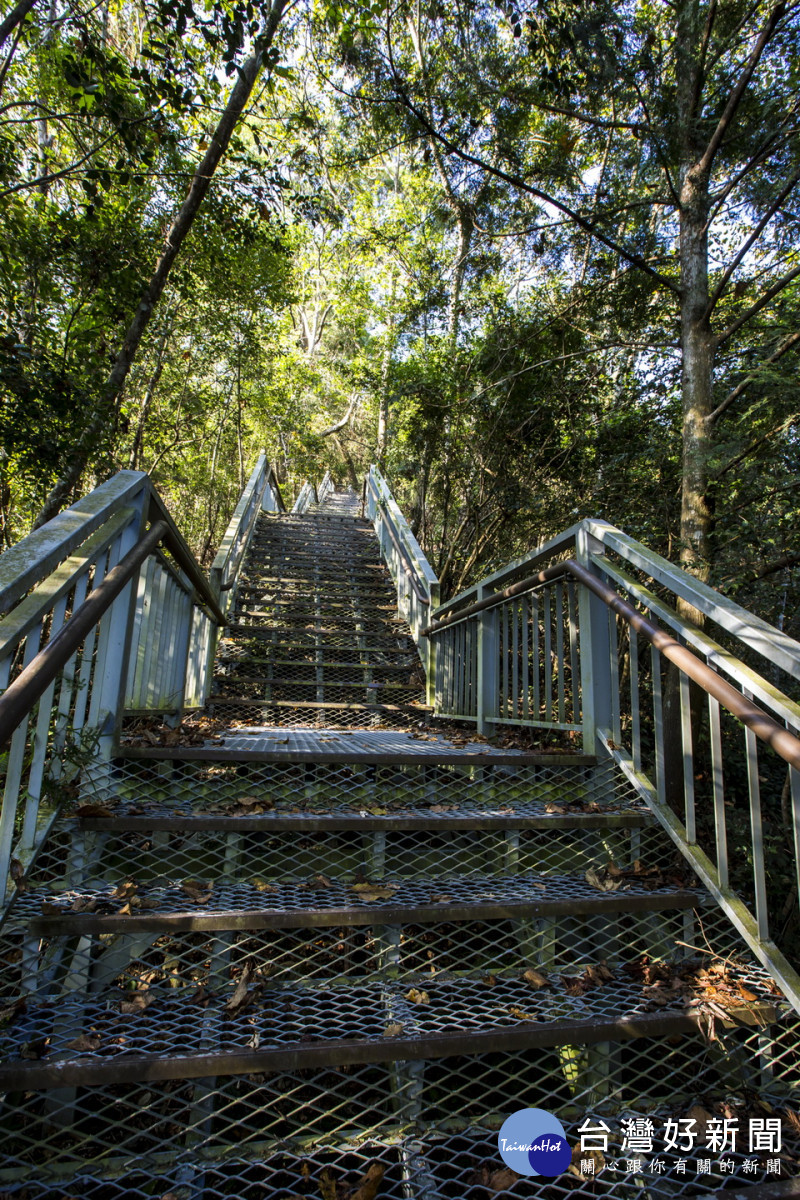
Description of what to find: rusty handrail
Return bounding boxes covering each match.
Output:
[423,557,800,774]
[367,476,431,605]
[0,520,168,747]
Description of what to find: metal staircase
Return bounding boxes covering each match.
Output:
[0,460,798,1197]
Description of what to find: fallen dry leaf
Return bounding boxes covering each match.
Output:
[225,966,260,1015]
[405,988,430,1005]
[181,879,214,904]
[71,896,98,914]
[351,1163,385,1200]
[383,1023,404,1037]
[66,1033,102,1053]
[508,1005,538,1023]
[481,974,498,988]
[41,901,62,916]
[113,880,139,901]
[119,991,154,1015]
[522,968,549,989]
[585,866,621,892]
[352,883,396,902]
[251,877,279,893]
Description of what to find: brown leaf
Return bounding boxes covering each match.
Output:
[250,877,279,893]
[119,991,154,1015]
[181,879,214,904]
[783,1108,800,1137]
[0,998,26,1025]
[350,1163,385,1200]
[585,962,614,986]
[307,874,332,890]
[41,901,62,916]
[71,896,98,913]
[522,968,549,989]
[383,1023,404,1037]
[189,985,210,1007]
[486,1166,520,1192]
[226,966,256,1015]
[736,981,758,1003]
[405,988,430,1005]
[585,866,621,892]
[318,1166,339,1200]
[74,805,115,818]
[236,796,263,807]
[139,897,162,910]
[113,880,139,901]
[66,1033,102,1052]
[481,974,498,988]
[429,893,452,903]
[352,884,397,902]
[508,1005,539,1023]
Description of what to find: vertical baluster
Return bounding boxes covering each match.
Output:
[143,566,169,712]
[555,582,565,724]
[22,593,71,847]
[790,763,800,926]
[744,712,769,942]
[567,581,579,726]
[521,594,529,722]
[544,589,552,721]
[532,593,540,719]
[652,646,665,804]
[679,668,696,844]
[511,599,519,720]
[629,629,641,773]
[0,625,42,889]
[501,603,509,721]
[607,608,621,743]
[458,621,465,716]
[709,694,728,889]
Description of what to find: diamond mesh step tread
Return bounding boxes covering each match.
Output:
[206,699,432,714]
[0,965,781,1088]
[224,624,417,648]
[3,1125,797,1200]
[23,874,706,935]
[122,727,578,760]
[76,807,654,832]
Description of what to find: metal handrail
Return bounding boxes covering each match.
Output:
[424,556,800,775]
[366,476,431,605]
[0,520,168,746]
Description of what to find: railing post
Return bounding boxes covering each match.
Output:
[87,488,150,758]
[576,523,613,755]
[425,579,440,708]
[477,584,499,737]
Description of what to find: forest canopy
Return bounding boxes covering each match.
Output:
[0,0,799,637]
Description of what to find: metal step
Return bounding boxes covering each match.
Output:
[23,874,708,935]
[0,966,780,1089]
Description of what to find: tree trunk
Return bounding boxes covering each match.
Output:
[0,0,37,49]
[376,268,397,469]
[33,0,286,527]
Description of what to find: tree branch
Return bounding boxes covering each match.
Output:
[707,329,800,423]
[0,0,36,49]
[714,262,800,347]
[387,86,680,293]
[705,166,800,316]
[697,1,788,176]
[319,394,360,436]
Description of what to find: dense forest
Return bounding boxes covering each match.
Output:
[1,0,799,634]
